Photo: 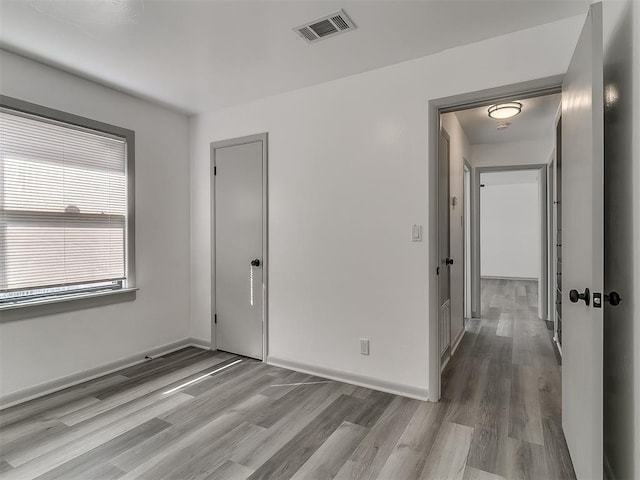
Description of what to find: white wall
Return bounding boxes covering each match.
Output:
[441,113,471,346]
[0,51,191,398]
[480,179,540,279]
[471,138,553,168]
[190,16,584,394]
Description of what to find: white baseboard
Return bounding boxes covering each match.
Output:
[267,355,428,401]
[187,337,212,350]
[451,328,466,355]
[0,337,212,410]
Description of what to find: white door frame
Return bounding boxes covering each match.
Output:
[210,133,269,361]
[427,77,562,401]
[463,159,472,321]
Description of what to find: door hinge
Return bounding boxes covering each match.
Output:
[214,313,217,324]
[214,166,217,175]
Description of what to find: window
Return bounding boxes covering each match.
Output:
[0,96,135,307]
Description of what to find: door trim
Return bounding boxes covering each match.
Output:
[210,133,269,362]
[463,158,473,321]
[428,76,562,401]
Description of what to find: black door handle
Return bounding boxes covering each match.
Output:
[250,259,261,267]
[604,291,622,306]
[569,288,590,306]
[445,257,454,266]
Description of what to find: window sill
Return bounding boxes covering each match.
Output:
[0,288,138,322]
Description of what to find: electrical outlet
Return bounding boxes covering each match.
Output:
[360,339,370,355]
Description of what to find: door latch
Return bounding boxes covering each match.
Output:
[593,292,601,308]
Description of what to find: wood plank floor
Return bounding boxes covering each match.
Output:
[0,279,575,479]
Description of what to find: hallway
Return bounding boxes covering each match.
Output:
[441,278,575,479]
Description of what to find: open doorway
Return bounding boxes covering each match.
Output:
[477,166,548,324]
[426,7,610,477]
[437,92,561,369]
[431,87,575,477]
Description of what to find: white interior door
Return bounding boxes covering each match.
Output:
[438,131,452,356]
[561,4,604,479]
[213,136,265,360]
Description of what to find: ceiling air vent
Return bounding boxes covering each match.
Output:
[294,9,357,44]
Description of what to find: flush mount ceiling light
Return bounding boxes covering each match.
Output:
[488,102,522,119]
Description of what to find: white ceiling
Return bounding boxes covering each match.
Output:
[0,1,588,115]
[454,93,561,144]
[481,170,539,186]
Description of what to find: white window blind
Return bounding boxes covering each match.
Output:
[0,109,128,299]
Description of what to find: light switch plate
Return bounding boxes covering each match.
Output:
[360,339,370,355]
[412,224,422,242]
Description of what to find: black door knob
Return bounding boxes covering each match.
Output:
[445,257,454,266]
[250,259,261,267]
[569,288,590,306]
[604,291,622,306]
